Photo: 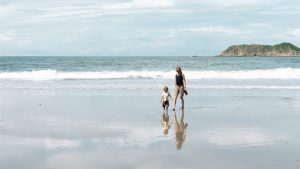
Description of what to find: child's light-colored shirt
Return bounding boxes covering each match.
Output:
[162,92,171,101]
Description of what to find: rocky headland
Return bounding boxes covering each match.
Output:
[220,42,300,57]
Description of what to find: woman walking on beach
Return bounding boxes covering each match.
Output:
[173,66,187,110]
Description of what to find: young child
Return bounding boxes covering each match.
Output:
[161,86,172,110]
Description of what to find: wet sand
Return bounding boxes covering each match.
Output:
[1,88,300,169]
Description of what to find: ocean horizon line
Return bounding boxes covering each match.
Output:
[0,55,207,57]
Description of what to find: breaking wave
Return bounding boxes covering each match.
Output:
[0,68,300,80]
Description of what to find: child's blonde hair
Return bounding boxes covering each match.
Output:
[163,86,168,92]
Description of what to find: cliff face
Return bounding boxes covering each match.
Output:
[220,42,300,56]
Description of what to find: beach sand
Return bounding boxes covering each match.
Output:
[1,88,300,169]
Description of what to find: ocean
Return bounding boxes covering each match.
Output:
[2,56,300,169]
[1,56,300,90]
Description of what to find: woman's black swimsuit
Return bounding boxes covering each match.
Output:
[176,74,183,86]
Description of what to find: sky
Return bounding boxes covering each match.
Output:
[0,0,300,56]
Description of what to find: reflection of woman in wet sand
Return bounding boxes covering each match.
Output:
[174,109,188,150]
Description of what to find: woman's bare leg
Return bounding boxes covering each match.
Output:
[180,97,184,109]
[180,86,184,109]
[173,86,179,110]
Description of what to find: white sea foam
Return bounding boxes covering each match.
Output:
[0,83,300,90]
[0,68,300,80]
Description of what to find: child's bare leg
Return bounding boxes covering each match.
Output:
[164,106,168,115]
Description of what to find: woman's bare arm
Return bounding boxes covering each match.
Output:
[183,74,187,89]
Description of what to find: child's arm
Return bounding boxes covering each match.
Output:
[168,92,173,101]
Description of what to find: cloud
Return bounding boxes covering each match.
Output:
[132,0,174,8]
[286,28,300,39]
[185,0,270,7]
[0,33,14,41]
[0,3,21,21]
[44,138,80,150]
[10,0,176,22]
[179,26,249,35]
[0,0,10,5]
[103,0,174,10]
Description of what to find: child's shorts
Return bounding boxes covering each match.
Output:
[162,100,169,108]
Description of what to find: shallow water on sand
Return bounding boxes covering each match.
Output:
[1,88,300,169]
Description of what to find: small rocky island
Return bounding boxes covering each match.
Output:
[220,42,300,57]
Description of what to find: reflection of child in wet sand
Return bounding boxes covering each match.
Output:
[161,112,171,135]
[174,109,188,150]
[161,86,173,135]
